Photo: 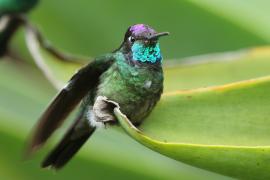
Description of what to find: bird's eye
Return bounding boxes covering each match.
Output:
[128,36,135,43]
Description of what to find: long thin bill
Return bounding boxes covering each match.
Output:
[150,32,169,39]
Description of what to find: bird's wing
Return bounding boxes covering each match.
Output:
[27,54,114,154]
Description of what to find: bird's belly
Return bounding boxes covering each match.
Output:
[96,70,162,124]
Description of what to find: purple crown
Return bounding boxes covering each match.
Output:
[129,24,156,36]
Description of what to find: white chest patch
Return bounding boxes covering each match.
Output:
[144,80,152,89]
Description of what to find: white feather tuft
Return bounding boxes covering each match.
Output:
[86,109,105,128]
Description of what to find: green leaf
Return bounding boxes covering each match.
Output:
[189,0,270,42]
[114,75,270,180]
[164,47,270,91]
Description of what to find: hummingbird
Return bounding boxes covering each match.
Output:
[27,24,169,169]
[0,0,39,56]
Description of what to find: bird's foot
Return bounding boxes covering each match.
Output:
[87,96,119,128]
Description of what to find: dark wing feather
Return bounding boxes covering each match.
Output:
[27,54,114,154]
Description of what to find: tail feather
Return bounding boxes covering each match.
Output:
[42,115,95,169]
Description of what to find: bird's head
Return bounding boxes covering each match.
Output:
[119,24,169,64]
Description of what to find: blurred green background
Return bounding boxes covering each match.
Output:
[1,0,270,179]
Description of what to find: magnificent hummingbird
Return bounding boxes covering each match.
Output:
[27,24,169,169]
[0,0,39,56]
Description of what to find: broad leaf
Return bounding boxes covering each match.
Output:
[114,76,270,180]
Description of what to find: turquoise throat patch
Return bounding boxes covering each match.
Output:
[131,42,162,63]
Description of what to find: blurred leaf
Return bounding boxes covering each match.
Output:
[29,0,269,59]
[189,0,270,42]
[164,46,270,91]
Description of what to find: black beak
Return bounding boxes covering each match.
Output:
[149,32,169,40]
